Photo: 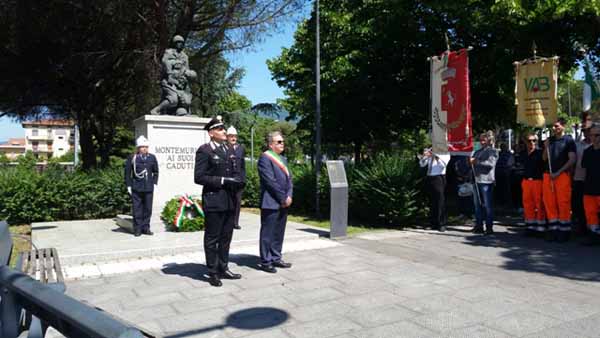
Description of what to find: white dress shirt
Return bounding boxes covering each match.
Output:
[419,154,451,176]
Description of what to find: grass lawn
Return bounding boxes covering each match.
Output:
[241,207,392,236]
[8,224,31,268]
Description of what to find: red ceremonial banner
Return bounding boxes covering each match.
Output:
[441,50,473,153]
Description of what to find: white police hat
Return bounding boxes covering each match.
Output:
[227,126,238,135]
[136,136,150,148]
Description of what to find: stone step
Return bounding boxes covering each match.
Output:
[32,212,331,267]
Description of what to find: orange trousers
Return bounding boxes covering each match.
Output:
[542,172,571,231]
[522,179,545,229]
[584,195,600,232]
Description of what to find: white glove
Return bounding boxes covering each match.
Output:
[127,187,132,195]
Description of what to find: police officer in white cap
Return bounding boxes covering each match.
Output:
[125,136,159,237]
[227,126,246,230]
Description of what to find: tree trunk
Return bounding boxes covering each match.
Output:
[78,119,97,170]
[354,141,362,164]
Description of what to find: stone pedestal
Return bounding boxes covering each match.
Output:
[134,115,211,211]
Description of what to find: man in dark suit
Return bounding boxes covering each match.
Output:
[194,117,244,287]
[227,126,246,230]
[124,136,159,237]
[257,131,293,273]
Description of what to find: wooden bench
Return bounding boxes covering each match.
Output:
[18,248,65,285]
[1,220,150,338]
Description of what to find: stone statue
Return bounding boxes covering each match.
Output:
[150,35,197,116]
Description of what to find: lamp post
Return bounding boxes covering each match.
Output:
[315,0,322,218]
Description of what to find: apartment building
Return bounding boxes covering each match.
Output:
[22,119,75,159]
[0,138,26,159]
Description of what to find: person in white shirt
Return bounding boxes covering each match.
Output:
[419,148,451,232]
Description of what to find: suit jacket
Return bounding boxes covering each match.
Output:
[124,153,159,192]
[194,142,238,212]
[258,152,293,210]
[229,144,246,183]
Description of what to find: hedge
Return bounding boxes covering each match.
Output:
[242,153,428,226]
[0,164,130,224]
[1,153,427,227]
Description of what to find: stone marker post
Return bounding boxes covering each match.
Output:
[326,160,348,238]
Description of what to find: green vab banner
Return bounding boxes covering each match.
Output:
[515,57,558,128]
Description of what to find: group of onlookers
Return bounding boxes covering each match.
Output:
[421,113,600,244]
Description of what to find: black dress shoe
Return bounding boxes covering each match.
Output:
[142,229,154,235]
[221,270,242,279]
[471,226,484,234]
[134,229,142,237]
[272,260,292,268]
[438,226,447,232]
[208,274,222,287]
[260,264,277,273]
[233,224,241,230]
[485,228,494,235]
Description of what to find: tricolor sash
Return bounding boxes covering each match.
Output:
[263,150,290,177]
[174,194,204,228]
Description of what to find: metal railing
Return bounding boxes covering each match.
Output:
[1,266,144,338]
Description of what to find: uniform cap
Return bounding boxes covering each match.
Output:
[227,126,238,135]
[172,35,184,43]
[136,135,150,148]
[204,116,225,131]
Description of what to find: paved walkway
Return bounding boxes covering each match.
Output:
[46,221,600,338]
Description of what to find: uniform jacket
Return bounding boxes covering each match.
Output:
[230,144,246,183]
[124,153,159,192]
[194,142,238,212]
[258,152,293,210]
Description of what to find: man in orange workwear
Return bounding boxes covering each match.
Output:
[522,133,545,237]
[581,124,600,245]
[542,118,576,242]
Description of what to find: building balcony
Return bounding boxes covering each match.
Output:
[32,147,52,153]
[27,135,53,141]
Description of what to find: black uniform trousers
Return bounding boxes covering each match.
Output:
[426,175,447,228]
[132,191,153,232]
[259,208,288,266]
[233,189,243,227]
[204,210,235,274]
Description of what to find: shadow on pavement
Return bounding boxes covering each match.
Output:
[462,219,600,282]
[163,307,289,338]
[161,262,210,283]
[297,227,330,237]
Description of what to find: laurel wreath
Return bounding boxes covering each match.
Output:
[433,104,467,130]
[161,196,205,232]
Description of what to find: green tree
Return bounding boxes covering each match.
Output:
[0,0,305,169]
[268,1,600,160]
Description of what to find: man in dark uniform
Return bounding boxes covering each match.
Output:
[227,126,246,230]
[194,117,244,287]
[125,136,159,237]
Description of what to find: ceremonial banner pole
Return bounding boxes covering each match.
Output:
[428,37,479,204]
[514,42,559,194]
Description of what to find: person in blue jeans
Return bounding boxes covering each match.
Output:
[470,131,499,235]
